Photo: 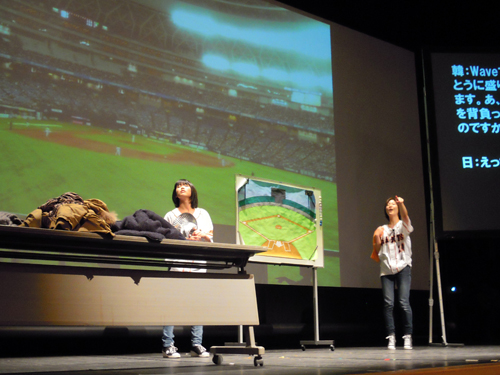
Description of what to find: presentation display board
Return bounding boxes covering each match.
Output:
[424,50,500,237]
[236,175,323,268]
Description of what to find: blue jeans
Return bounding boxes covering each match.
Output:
[162,325,203,348]
[381,265,413,336]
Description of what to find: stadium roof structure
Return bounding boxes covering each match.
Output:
[141,0,300,22]
[37,0,332,95]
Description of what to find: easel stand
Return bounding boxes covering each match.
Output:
[428,233,464,347]
[422,55,463,347]
[300,267,334,351]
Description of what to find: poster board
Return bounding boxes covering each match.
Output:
[236,175,324,268]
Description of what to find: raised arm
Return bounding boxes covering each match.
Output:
[395,195,410,226]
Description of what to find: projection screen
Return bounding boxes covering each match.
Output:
[0,0,427,289]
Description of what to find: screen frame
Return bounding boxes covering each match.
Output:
[422,47,500,239]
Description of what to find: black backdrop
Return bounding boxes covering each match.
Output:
[278,0,500,52]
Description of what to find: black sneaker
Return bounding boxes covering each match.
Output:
[190,344,209,357]
[162,345,181,358]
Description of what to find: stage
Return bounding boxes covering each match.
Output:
[1,346,499,374]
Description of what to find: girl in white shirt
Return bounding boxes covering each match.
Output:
[162,179,213,359]
[372,196,414,351]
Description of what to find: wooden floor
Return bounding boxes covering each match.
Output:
[1,346,499,374]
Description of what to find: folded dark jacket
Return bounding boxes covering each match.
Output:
[112,209,185,242]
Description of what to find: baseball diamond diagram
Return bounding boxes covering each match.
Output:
[236,175,324,268]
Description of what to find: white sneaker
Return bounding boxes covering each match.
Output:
[403,334,413,350]
[163,345,181,358]
[190,344,210,357]
[386,334,396,350]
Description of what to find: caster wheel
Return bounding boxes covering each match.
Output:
[212,354,223,365]
[254,355,264,367]
[330,345,335,351]
[301,345,306,351]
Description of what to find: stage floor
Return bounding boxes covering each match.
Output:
[1,346,500,374]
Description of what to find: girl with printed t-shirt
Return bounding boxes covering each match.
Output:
[372,196,414,350]
[162,179,213,359]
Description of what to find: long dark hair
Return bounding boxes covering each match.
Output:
[172,179,198,208]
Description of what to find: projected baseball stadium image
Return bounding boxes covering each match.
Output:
[0,0,338,285]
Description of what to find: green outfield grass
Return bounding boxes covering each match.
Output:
[0,119,340,286]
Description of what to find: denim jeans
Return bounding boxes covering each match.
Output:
[162,325,203,347]
[381,265,413,336]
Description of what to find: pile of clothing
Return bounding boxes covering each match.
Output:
[112,209,185,241]
[4,192,185,242]
[0,212,23,226]
[20,192,117,236]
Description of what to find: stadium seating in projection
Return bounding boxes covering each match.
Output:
[0,0,339,285]
[236,176,324,268]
